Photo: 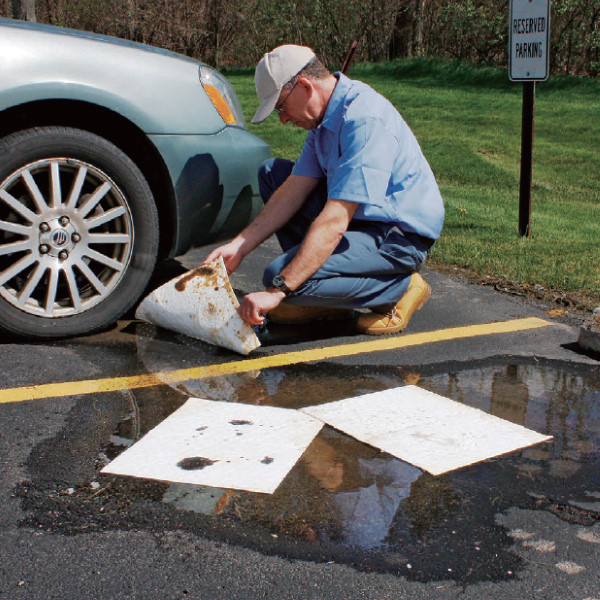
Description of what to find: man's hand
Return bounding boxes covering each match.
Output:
[203,240,244,275]
[238,289,286,326]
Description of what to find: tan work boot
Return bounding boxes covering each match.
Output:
[356,273,431,335]
[267,303,354,325]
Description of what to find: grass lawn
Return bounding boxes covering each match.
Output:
[225,60,600,310]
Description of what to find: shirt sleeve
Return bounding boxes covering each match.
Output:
[328,117,398,206]
[291,130,325,179]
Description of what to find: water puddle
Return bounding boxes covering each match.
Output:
[18,352,600,584]
[93,358,600,582]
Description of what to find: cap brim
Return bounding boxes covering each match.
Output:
[251,91,279,124]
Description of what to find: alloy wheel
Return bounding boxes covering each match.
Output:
[0,158,134,318]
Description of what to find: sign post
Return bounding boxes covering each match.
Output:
[509,0,551,237]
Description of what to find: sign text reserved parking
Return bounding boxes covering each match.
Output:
[509,0,551,81]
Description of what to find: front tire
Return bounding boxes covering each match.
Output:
[0,126,159,339]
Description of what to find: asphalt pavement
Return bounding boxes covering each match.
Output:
[0,238,599,600]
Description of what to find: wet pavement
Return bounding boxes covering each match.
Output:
[1,239,599,599]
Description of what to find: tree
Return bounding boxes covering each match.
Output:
[12,0,36,21]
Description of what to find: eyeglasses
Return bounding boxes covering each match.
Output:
[274,79,298,115]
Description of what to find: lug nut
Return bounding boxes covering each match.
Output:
[58,250,69,260]
[71,233,81,243]
[39,244,50,254]
[59,216,70,226]
[39,222,50,232]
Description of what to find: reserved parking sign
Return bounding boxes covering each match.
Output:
[509,0,551,81]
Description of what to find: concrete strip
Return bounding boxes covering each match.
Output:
[578,328,600,356]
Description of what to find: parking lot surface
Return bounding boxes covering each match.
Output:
[1,239,599,600]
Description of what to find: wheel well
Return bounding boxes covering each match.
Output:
[0,100,175,259]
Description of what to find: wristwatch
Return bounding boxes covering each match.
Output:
[271,274,292,296]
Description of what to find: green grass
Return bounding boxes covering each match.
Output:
[225,59,600,309]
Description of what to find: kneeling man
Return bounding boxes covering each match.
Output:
[204,44,444,334]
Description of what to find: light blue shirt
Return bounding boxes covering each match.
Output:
[292,73,444,240]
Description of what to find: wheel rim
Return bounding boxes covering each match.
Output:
[0,158,134,318]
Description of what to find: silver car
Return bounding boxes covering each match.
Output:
[0,18,270,339]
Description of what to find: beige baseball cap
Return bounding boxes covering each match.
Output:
[251,44,316,124]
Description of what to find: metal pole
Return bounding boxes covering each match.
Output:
[340,40,359,75]
[519,81,535,237]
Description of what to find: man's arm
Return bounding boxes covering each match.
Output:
[238,197,358,325]
[277,198,357,290]
[203,174,320,273]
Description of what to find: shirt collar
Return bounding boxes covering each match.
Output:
[319,72,352,132]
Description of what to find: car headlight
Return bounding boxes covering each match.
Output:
[199,66,246,128]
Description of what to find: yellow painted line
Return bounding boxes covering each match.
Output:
[0,317,552,405]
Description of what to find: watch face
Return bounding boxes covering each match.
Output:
[272,275,284,288]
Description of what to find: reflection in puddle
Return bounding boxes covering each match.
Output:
[105,359,600,565]
[420,364,600,480]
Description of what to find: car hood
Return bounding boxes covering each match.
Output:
[0,18,230,135]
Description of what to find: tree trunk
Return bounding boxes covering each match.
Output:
[413,0,425,56]
[12,0,37,21]
[389,1,416,59]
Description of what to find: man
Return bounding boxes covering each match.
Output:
[204,44,444,334]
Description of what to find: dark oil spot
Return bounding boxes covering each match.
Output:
[196,426,208,432]
[177,457,218,470]
[260,456,274,465]
[197,266,215,276]
[174,266,215,292]
[230,420,253,426]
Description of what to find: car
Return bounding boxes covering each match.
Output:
[0,18,270,340]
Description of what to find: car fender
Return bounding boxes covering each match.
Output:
[0,80,193,135]
[0,19,226,135]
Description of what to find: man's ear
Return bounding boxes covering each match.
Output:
[296,75,314,98]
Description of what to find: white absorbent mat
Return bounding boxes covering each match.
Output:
[102,398,323,494]
[302,385,552,475]
[135,257,260,355]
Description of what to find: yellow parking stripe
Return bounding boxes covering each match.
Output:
[0,317,552,405]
